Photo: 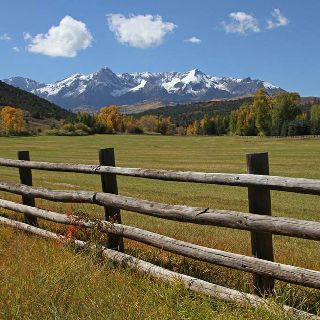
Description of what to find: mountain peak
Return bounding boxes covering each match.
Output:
[92,67,120,86]
[3,76,46,92]
[97,66,114,74]
[189,68,204,75]
[2,67,283,110]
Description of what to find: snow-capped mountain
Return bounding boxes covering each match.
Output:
[3,67,283,110]
[3,76,46,92]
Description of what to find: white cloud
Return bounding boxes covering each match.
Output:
[0,33,11,41]
[267,9,289,29]
[107,14,177,49]
[26,16,93,57]
[12,46,20,52]
[23,32,32,40]
[223,12,260,35]
[184,36,202,44]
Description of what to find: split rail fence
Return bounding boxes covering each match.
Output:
[0,149,319,319]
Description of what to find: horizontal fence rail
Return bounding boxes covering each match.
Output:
[1,199,320,289]
[0,150,319,319]
[0,181,320,241]
[0,216,318,320]
[0,158,320,195]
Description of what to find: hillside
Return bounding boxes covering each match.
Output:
[134,97,253,126]
[0,81,73,120]
[119,101,165,114]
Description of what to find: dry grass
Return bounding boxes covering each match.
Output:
[0,134,319,319]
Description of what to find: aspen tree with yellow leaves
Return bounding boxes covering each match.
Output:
[97,105,124,132]
[0,106,26,135]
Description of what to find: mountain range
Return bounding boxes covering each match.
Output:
[3,67,284,111]
[0,80,73,120]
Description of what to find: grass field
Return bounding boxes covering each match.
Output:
[0,135,319,319]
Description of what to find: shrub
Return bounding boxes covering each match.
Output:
[62,123,75,132]
[74,122,91,134]
[126,125,144,134]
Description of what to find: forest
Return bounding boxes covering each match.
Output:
[53,90,320,137]
[1,89,320,137]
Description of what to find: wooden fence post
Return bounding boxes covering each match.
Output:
[99,148,124,252]
[246,152,274,296]
[17,151,38,226]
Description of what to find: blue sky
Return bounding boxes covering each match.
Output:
[1,0,319,96]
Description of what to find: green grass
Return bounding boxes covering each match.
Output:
[0,134,319,319]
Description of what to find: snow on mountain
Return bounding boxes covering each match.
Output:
[3,67,283,110]
[130,79,147,92]
[36,73,93,97]
[2,76,46,92]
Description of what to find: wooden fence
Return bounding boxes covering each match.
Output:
[0,148,319,319]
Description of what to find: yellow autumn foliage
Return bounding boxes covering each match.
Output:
[97,105,124,132]
[0,106,26,134]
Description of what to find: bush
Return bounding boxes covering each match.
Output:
[74,129,90,136]
[0,131,32,137]
[93,122,113,134]
[126,125,144,134]
[62,123,76,132]
[74,122,91,134]
[287,119,310,136]
[46,128,89,136]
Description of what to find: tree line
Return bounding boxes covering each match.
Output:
[135,97,252,127]
[2,90,320,137]
[47,106,176,136]
[186,90,320,136]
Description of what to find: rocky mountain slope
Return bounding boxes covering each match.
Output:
[4,67,283,110]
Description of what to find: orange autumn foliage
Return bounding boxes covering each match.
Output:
[97,105,124,132]
[1,106,26,134]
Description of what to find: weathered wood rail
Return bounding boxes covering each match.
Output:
[0,149,319,319]
[0,157,320,195]
[0,215,318,320]
[1,198,320,289]
[1,181,320,241]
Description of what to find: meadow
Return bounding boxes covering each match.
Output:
[0,134,319,319]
